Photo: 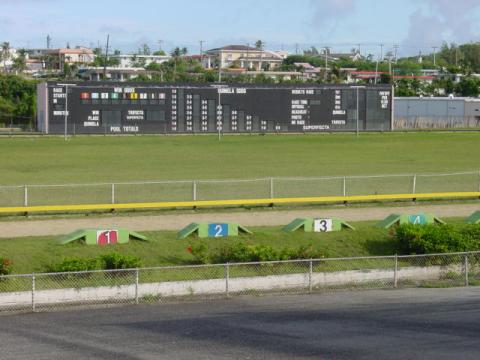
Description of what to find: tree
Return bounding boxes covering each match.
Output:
[153,50,166,56]
[455,77,480,97]
[141,44,151,55]
[303,47,319,56]
[11,51,27,74]
[255,40,264,50]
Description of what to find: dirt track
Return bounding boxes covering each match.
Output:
[1,203,479,238]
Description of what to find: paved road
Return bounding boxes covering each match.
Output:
[1,202,479,237]
[1,288,480,359]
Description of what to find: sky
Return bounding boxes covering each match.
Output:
[1,0,479,56]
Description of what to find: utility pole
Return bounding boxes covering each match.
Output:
[295,43,299,55]
[432,46,438,67]
[246,43,250,71]
[357,43,361,56]
[199,40,205,67]
[393,44,399,63]
[379,43,384,61]
[455,47,459,67]
[324,47,330,82]
[103,34,110,80]
[47,35,51,49]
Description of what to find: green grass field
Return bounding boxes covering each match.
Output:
[1,221,398,274]
[1,132,480,185]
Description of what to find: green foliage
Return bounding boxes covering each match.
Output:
[187,242,209,264]
[47,253,142,273]
[395,224,480,254]
[0,257,13,275]
[0,74,36,125]
[188,241,324,264]
[455,77,480,97]
[99,253,142,270]
[47,257,98,273]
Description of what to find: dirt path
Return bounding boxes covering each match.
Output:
[0,203,479,238]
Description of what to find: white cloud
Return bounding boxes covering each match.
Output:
[402,0,480,51]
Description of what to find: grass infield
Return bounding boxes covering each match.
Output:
[1,132,479,185]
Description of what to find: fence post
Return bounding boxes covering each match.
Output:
[343,177,347,197]
[308,260,313,293]
[193,181,197,201]
[135,268,139,304]
[478,171,480,193]
[464,254,469,287]
[24,185,28,207]
[111,183,115,204]
[393,254,398,288]
[225,263,230,298]
[31,274,36,312]
[270,178,274,199]
[412,174,417,195]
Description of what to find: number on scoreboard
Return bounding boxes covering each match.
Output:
[313,219,333,233]
[96,230,119,245]
[208,224,228,238]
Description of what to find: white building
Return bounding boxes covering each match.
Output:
[204,45,286,71]
[110,54,171,68]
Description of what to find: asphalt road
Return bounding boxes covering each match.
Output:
[2,202,479,237]
[1,287,480,359]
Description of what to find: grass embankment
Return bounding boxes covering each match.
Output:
[1,221,397,275]
[1,132,480,185]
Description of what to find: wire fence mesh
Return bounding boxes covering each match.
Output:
[1,171,479,208]
[0,252,477,314]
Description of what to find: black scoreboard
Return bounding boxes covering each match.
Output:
[37,82,393,134]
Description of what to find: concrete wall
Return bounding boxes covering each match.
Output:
[394,97,480,129]
[0,265,463,311]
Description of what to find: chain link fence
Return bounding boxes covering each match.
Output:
[1,171,479,208]
[1,251,479,314]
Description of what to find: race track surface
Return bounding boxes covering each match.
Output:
[1,202,479,237]
[2,287,480,359]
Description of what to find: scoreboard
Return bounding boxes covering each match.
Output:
[37,82,393,134]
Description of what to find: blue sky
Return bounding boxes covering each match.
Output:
[1,0,479,56]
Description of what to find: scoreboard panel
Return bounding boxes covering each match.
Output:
[37,82,393,134]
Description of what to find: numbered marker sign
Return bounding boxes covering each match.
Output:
[314,219,333,233]
[96,230,118,245]
[408,215,427,225]
[208,223,228,238]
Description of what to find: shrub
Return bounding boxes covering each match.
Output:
[395,224,480,254]
[0,257,13,276]
[99,253,142,270]
[187,241,209,264]
[190,241,325,264]
[47,257,98,273]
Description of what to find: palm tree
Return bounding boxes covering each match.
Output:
[12,51,27,74]
[1,42,11,72]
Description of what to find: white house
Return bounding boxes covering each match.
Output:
[110,54,171,68]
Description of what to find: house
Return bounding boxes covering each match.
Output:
[46,47,95,70]
[315,50,363,62]
[204,45,285,71]
[349,71,434,84]
[77,67,154,81]
[110,54,170,68]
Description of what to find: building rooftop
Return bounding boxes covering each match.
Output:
[208,45,260,52]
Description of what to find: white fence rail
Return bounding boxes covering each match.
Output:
[0,252,478,313]
[0,171,479,208]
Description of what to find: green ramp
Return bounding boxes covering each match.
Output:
[177,222,252,239]
[59,228,148,245]
[377,213,445,229]
[283,218,355,233]
[466,211,480,224]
